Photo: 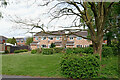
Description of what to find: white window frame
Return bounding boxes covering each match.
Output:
[35,37,38,40]
[77,37,82,40]
[56,37,60,40]
[41,37,46,40]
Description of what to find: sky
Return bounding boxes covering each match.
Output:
[0,0,83,38]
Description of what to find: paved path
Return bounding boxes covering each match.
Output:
[1,75,68,80]
[2,75,37,78]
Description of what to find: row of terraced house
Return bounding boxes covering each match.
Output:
[30,29,92,50]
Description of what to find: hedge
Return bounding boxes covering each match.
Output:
[14,49,28,53]
[54,47,64,53]
[31,49,37,54]
[42,48,54,55]
[66,47,93,54]
[102,47,113,57]
[60,53,100,78]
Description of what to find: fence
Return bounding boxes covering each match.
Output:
[7,46,31,53]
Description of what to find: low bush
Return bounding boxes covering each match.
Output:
[73,48,84,54]
[66,48,73,54]
[111,47,118,55]
[42,48,54,55]
[31,49,37,54]
[60,53,100,78]
[5,50,9,54]
[84,47,93,54]
[36,48,42,54]
[14,49,28,53]
[54,47,64,53]
[102,47,113,57]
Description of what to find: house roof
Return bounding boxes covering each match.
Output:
[0,36,8,40]
[34,29,88,37]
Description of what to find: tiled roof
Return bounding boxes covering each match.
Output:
[34,30,88,37]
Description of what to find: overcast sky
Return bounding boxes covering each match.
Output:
[0,0,83,38]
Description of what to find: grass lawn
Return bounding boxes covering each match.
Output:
[2,53,118,78]
[2,53,63,77]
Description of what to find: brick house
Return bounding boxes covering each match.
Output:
[30,30,92,50]
[0,36,7,52]
[16,38,26,46]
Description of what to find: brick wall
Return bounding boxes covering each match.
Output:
[31,36,92,50]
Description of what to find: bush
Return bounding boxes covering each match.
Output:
[36,48,42,54]
[73,48,84,54]
[54,47,64,53]
[42,48,54,55]
[5,50,9,54]
[60,53,100,78]
[31,49,37,54]
[50,43,56,48]
[14,49,28,53]
[66,48,73,54]
[102,47,113,57]
[84,47,93,54]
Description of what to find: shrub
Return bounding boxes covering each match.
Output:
[102,47,113,57]
[54,47,64,53]
[50,43,56,48]
[66,48,73,54]
[5,50,9,54]
[60,53,100,78]
[42,48,54,55]
[31,49,37,54]
[73,48,84,54]
[14,49,28,53]
[36,48,42,54]
[84,47,93,54]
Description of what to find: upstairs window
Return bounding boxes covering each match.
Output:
[70,37,73,40]
[56,37,60,40]
[77,37,82,40]
[21,41,23,43]
[48,37,53,40]
[41,37,46,40]
[35,37,38,40]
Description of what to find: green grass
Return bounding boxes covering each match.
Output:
[100,56,119,78]
[2,53,118,78]
[2,53,63,77]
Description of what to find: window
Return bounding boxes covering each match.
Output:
[76,45,82,48]
[21,41,23,43]
[35,37,38,40]
[77,37,82,40]
[70,37,73,40]
[41,45,47,48]
[48,37,53,40]
[56,37,60,40]
[17,41,19,43]
[41,37,46,40]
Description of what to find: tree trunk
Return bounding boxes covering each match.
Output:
[92,38,103,61]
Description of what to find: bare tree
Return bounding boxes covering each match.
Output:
[11,0,119,61]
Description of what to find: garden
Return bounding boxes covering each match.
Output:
[2,44,119,79]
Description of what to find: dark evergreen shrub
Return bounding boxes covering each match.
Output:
[60,53,100,78]
[102,47,113,57]
[42,48,54,55]
[66,48,73,54]
[73,48,84,54]
[84,47,93,54]
[5,50,9,54]
[54,47,64,53]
